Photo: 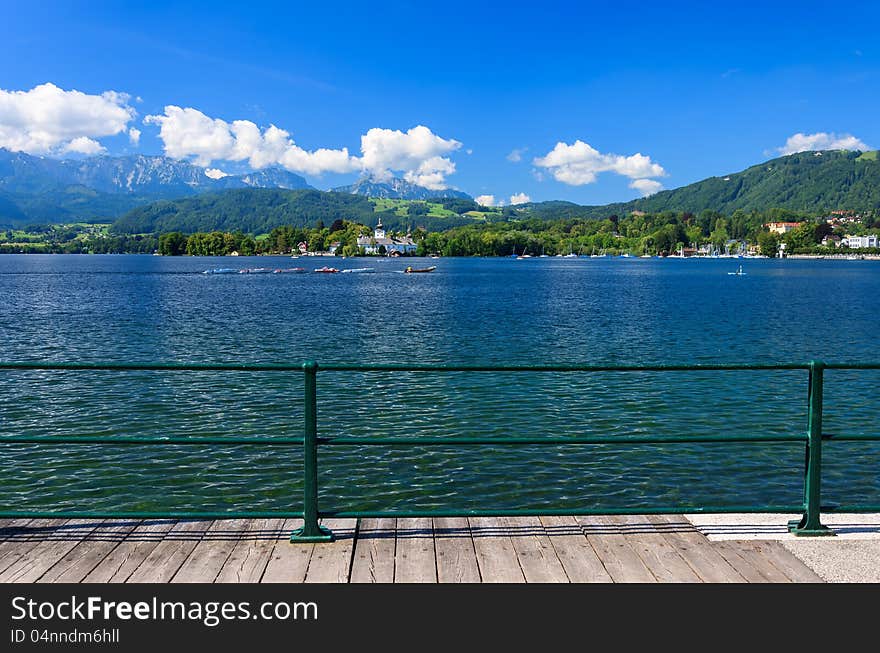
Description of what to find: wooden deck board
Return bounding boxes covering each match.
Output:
[172,519,249,583]
[303,519,357,583]
[433,517,481,583]
[468,516,526,583]
[504,516,569,583]
[82,519,178,583]
[575,516,657,583]
[125,520,212,583]
[646,515,745,583]
[539,516,612,583]
[215,518,287,583]
[394,517,437,583]
[0,520,98,583]
[260,519,314,583]
[609,515,702,583]
[39,520,142,583]
[0,516,830,583]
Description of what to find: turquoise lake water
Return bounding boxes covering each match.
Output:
[0,254,878,513]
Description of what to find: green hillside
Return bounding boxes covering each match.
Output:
[112,190,498,234]
[585,149,880,217]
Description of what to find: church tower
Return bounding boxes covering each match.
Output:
[374,218,386,240]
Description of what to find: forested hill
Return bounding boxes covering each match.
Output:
[111,189,491,234]
[577,149,880,217]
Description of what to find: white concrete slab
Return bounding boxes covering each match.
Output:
[684,512,880,583]
[685,513,880,541]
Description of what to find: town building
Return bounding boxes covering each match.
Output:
[841,235,879,249]
[765,222,802,234]
[356,219,418,255]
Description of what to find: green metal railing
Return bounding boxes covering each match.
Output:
[1,360,879,541]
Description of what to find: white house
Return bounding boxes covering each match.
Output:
[356,219,418,255]
[841,235,879,249]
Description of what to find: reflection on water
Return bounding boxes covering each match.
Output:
[0,254,878,511]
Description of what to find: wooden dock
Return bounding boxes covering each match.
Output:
[0,515,823,583]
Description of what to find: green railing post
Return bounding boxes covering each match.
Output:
[291,360,334,543]
[789,360,835,536]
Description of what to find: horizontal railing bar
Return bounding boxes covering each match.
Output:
[0,511,304,519]
[318,434,807,445]
[823,505,880,512]
[0,437,305,446]
[317,363,810,372]
[1,361,877,373]
[320,506,807,517]
[0,362,309,372]
[825,363,880,370]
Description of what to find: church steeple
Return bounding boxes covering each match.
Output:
[374,218,386,240]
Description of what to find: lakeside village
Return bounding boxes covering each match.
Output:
[2,209,879,259]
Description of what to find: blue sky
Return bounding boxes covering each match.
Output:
[1,1,878,205]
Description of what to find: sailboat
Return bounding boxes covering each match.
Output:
[727,265,746,276]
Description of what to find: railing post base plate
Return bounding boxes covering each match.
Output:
[787,518,836,537]
[290,525,334,543]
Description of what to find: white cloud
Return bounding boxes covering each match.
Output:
[145,109,462,188]
[204,168,229,179]
[63,136,105,155]
[360,125,461,189]
[509,192,531,205]
[533,140,666,186]
[144,106,361,175]
[629,178,663,197]
[0,82,136,155]
[777,132,870,155]
[507,147,527,162]
[475,194,496,207]
[128,128,141,146]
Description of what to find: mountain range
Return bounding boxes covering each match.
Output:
[2,148,880,231]
[332,177,471,200]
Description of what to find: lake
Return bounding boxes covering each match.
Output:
[1,254,878,513]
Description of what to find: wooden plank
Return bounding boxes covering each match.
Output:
[744,540,824,583]
[468,517,525,583]
[82,519,177,583]
[539,515,612,583]
[39,520,142,583]
[714,541,790,582]
[215,518,287,583]
[503,516,569,583]
[0,519,34,541]
[172,519,249,583]
[0,519,67,575]
[0,520,97,583]
[608,515,701,583]
[574,516,656,583]
[393,517,436,583]
[433,517,481,583]
[303,519,357,583]
[646,515,745,583]
[125,520,211,583]
[261,519,314,583]
[350,518,396,584]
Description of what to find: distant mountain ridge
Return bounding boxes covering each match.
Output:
[0,149,312,225]
[333,177,472,200]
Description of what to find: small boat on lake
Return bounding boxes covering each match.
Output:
[727,265,746,276]
[273,267,306,274]
[403,265,437,273]
[342,267,375,273]
[314,266,339,273]
[202,268,237,275]
[238,267,272,274]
